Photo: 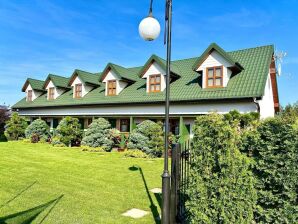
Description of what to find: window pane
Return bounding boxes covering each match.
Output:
[215,78,222,86]
[208,78,213,86]
[216,68,221,77]
[156,75,161,83]
[156,85,160,91]
[150,85,155,91]
[150,76,155,82]
[208,69,213,78]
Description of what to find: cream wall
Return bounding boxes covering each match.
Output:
[143,62,166,92]
[45,80,64,99]
[197,51,232,88]
[102,69,128,95]
[25,84,43,101]
[258,73,275,119]
[71,76,92,97]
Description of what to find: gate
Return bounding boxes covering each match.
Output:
[170,141,191,223]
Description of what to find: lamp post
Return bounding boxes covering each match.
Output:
[139,1,172,223]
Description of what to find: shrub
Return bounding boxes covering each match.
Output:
[81,145,105,152]
[0,133,7,142]
[186,113,256,223]
[242,117,298,223]
[127,120,163,157]
[110,128,121,146]
[81,118,113,151]
[123,149,148,158]
[224,110,259,129]
[25,119,50,142]
[4,112,28,140]
[55,116,82,147]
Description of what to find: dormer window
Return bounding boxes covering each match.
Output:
[206,66,223,88]
[48,87,55,100]
[75,84,82,98]
[149,74,161,92]
[27,90,32,102]
[107,80,116,96]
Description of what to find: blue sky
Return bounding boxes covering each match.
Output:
[0,0,297,106]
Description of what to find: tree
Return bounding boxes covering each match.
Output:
[127,120,164,157]
[4,112,28,140]
[55,117,82,146]
[25,119,50,142]
[0,105,10,141]
[81,118,114,150]
[186,113,256,223]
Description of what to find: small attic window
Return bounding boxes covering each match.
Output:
[75,84,82,98]
[48,87,55,100]
[27,90,32,102]
[107,80,116,96]
[206,66,223,88]
[149,74,161,92]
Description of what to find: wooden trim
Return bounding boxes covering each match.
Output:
[68,73,78,86]
[27,90,32,102]
[141,60,154,78]
[107,80,117,96]
[100,67,111,82]
[48,87,55,100]
[270,56,280,112]
[149,74,161,93]
[205,65,223,88]
[74,84,82,98]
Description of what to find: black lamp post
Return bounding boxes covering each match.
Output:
[139,1,172,223]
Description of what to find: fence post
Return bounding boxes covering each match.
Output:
[170,143,180,224]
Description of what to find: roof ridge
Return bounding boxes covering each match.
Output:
[27,78,44,82]
[227,44,274,53]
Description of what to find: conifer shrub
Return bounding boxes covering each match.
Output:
[4,112,28,141]
[81,118,113,151]
[186,113,256,223]
[127,120,163,157]
[25,118,50,142]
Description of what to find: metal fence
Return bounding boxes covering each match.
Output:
[170,141,192,223]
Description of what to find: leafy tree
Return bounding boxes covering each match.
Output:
[55,116,82,147]
[186,113,256,223]
[243,118,298,223]
[127,120,164,157]
[0,105,10,141]
[25,119,50,142]
[81,118,113,150]
[4,112,28,140]
[280,101,298,123]
[224,110,259,129]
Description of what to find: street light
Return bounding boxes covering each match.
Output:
[139,0,172,223]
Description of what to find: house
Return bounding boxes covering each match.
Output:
[12,43,279,137]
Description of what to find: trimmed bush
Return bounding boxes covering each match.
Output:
[123,149,148,158]
[54,116,82,147]
[242,117,298,223]
[186,113,256,223]
[4,112,28,141]
[25,119,50,142]
[127,120,163,157]
[81,118,113,151]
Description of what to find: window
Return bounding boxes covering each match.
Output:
[75,84,82,98]
[108,80,116,96]
[206,66,223,88]
[48,87,55,100]
[120,119,130,132]
[149,74,161,92]
[27,90,32,102]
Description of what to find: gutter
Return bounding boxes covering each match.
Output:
[253,97,260,113]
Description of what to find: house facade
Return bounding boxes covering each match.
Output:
[12,43,279,137]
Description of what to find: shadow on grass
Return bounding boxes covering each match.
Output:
[0,181,38,210]
[0,195,63,224]
[129,166,161,224]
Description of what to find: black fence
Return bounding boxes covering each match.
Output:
[170,141,192,223]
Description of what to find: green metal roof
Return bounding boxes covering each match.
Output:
[69,69,100,86]
[21,78,45,92]
[44,74,70,89]
[14,44,274,109]
[101,63,138,82]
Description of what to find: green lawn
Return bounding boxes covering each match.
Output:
[0,142,163,223]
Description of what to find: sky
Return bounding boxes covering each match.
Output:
[0,0,297,106]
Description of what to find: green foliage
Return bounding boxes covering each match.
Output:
[123,149,148,158]
[119,133,127,149]
[127,120,163,157]
[55,116,82,147]
[186,113,256,223]
[0,133,7,142]
[179,117,190,143]
[224,110,259,129]
[0,105,10,137]
[242,117,298,223]
[25,119,50,142]
[4,112,28,141]
[81,145,105,152]
[280,101,298,123]
[81,118,113,151]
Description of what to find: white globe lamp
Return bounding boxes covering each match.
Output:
[139,16,161,41]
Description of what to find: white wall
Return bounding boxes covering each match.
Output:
[45,80,64,100]
[197,51,232,88]
[258,73,275,119]
[25,84,42,101]
[143,62,166,92]
[17,101,258,116]
[71,76,91,97]
[102,69,128,95]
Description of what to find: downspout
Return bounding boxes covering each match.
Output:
[253,97,260,113]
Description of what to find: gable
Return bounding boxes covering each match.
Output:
[197,50,233,71]
[142,61,165,78]
[102,68,121,82]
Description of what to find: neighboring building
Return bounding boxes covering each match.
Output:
[12,43,279,136]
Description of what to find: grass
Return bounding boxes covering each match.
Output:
[0,141,163,223]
